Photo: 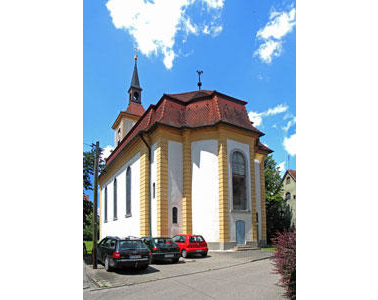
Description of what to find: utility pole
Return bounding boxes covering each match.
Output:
[92,141,99,269]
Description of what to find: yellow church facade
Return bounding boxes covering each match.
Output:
[98,57,272,249]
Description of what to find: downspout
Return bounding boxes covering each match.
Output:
[140,133,152,237]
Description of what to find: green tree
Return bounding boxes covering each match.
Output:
[83,145,106,228]
[83,211,99,240]
[264,155,292,243]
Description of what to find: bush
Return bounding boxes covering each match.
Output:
[271,228,296,299]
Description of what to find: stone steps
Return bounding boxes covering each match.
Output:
[234,245,260,251]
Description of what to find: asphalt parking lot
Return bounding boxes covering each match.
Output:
[84,249,273,289]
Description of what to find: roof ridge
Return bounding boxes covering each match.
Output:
[214,95,222,120]
[168,90,214,96]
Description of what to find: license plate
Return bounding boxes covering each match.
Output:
[165,254,174,258]
[195,250,202,252]
[129,255,141,259]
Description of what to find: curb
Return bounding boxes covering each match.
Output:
[84,254,272,292]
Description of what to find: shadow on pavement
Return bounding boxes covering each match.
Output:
[113,265,160,276]
[152,260,186,265]
[83,255,93,265]
[185,255,212,260]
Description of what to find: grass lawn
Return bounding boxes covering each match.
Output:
[261,245,276,251]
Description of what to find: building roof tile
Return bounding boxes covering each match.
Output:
[105,90,269,166]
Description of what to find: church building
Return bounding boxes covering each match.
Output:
[98,56,273,249]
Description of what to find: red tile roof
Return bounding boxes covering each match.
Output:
[288,170,296,180]
[105,90,269,166]
[257,141,273,154]
[125,102,145,117]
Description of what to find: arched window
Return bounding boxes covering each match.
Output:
[104,186,108,223]
[113,178,117,220]
[286,192,291,200]
[172,207,178,224]
[286,176,290,184]
[232,151,247,210]
[126,167,131,217]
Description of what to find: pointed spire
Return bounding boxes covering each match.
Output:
[130,54,141,89]
[128,54,142,104]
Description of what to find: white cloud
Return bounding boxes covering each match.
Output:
[202,0,224,9]
[248,104,289,127]
[211,25,223,37]
[254,6,296,64]
[248,111,263,127]
[106,0,224,69]
[254,39,282,64]
[265,104,289,116]
[278,161,286,175]
[282,116,296,132]
[203,25,210,34]
[100,145,114,161]
[283,133,296,156]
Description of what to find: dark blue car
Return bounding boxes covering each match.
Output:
[97,236,151,272]
[141,237,181,263]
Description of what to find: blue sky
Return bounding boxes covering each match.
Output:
[84,0,296,199]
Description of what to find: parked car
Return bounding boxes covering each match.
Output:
[97,236,151,272]
[172,234,209,258]
[141,237,181,263]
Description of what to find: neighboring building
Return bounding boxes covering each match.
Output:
[281,170,296,226]
[98,56,273,249]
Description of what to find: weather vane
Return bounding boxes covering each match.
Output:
[196,70,203,90]
[134,47,138,60]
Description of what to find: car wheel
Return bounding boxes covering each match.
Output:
[181,249,188,258]
[104,256,112,272]
[172,258,179,263]
[201,252,207,258]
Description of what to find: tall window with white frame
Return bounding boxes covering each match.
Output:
[104,186,108,223]
[113,178,117,220]
[232,151,247,210]
[126,167,131,217]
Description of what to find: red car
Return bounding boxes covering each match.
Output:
[172,234,209,258]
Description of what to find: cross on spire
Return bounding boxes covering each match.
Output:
[196,70,203,90]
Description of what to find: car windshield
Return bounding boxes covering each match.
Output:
[189,236,205,243]
[119,240,146,250]
[153,238,174,245]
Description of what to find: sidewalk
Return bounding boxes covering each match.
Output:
[83,249,273,290]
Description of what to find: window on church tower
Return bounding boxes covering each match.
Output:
[232,151,247,210]
[172,207,178,224]
[126,167,131,217]
[113,178,117,220]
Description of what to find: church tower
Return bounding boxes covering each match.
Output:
[112,55,145,147]
[128,54,142,104]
